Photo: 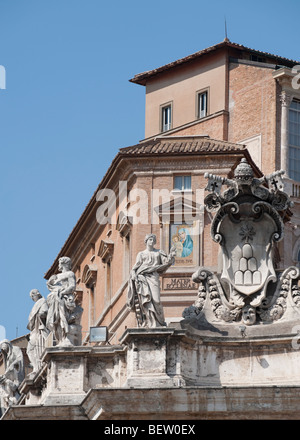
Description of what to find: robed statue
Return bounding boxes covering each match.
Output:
[46,256,82,346]
[127,233,176,328]
[0,340,24,415]
[26,289,49,374]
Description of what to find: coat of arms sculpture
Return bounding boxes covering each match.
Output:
[183,158,300,327]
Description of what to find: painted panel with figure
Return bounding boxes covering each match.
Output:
[170,223,194,266]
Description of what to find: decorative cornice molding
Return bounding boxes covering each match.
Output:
[98,239,114,263]
[116,211,132,237]
[82,264,98,287]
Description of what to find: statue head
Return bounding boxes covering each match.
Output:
[0,339,11,354]
[234,158,254,185]
[29,289,42,302]
[58,256,72,271]
[144,233,156,245]
[242,305,256,326]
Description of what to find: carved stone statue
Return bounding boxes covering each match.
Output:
[127,234,176,328]
[26,289,49,374]
[63,294,83,346]
[0,340,24,414]
[183,158,298,326]
[46,256,82,346]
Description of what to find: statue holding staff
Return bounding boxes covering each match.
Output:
[127,234,176,328]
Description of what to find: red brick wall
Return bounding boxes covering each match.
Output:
[228,62,278,175]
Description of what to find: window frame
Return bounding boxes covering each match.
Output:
[160,101,173,132]
[196,88,209,119]
[173,174,192,192]
[289,99,300,181]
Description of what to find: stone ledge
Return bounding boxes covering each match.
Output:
[1,404,89,420]
[119,327,183,344]
[5,385,300,420]
[41,344,126,362]
[81,386,300,420]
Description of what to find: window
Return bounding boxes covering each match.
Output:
[250,54,266,63]
[161,104,172,132]
[106,260,112,303]
[197,90,208,119]
[124,234,131,280]
[174,175,191,191]
[289,99,300,181]
[90,284,95,326]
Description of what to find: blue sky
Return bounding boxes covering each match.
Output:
[0,0,299,341]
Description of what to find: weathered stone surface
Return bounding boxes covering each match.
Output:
[6,386,300,420]
[17,345,126,408]
[81,386,300,420]
[120,328,177,388]
[1,404,88,420]
[3,324,300,419]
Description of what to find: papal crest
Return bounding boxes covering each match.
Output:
[218,208,278,304]
[183,158,299,327]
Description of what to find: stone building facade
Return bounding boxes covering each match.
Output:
[2,39,300,420]
[44,39,300,346]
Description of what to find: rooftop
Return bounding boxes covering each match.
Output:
[130,39,299,85]
[119,135,248,155]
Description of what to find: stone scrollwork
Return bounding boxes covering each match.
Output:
[258,267,300,322]
[183,269,209,319]
[184,268,242,323]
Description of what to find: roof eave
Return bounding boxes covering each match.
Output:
[129,40,299,86]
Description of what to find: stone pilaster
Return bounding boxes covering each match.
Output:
[280,90,293,175]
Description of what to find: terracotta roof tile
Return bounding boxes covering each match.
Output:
[119,136,246,156]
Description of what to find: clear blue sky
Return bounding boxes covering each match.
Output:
[0,0,299,341]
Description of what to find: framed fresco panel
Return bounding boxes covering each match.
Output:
[170,223,194,266]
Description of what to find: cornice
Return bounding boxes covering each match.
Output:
[273,67,300,98]
[98,239,114,263]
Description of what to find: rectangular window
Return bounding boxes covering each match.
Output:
[161,104,172,132]
[105,260,112,304]
[250,54,266,63]
[197,90,208,119]
[174,175,191,191]
[289,99,300,181]
[124,234,131,280]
